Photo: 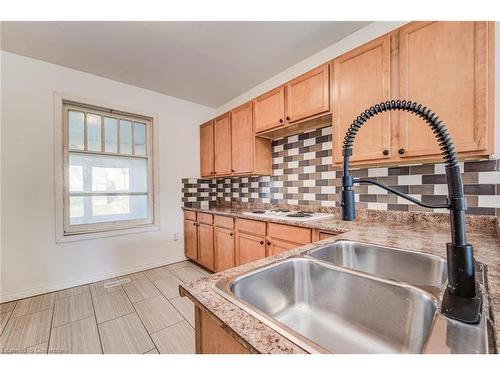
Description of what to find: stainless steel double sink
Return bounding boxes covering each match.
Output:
[215,240,491,354]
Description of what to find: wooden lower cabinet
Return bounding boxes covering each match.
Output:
[195,307,251,354]
[197,223,214,270]
[214,226,235,272]
[267,238,301,256]
[235,231,266,266]
[184,219,198,261]
[313,229,340,241]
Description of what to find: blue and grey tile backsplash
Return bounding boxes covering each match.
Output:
[182,126,500,216]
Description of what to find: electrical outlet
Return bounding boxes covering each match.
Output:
[173,232,179,241]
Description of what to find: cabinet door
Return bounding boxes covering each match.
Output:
[197,223,214,271]
[200,121,214,177]
[231,102,254,174]
[184,219,198,261]
[235,232,266,266]
[254,86,286,133]
[398,21,493,159]
[214,113,232,176]
[267,239,300,256]
[214,227,235,272]
[287,64,330,123]
[333,35,392,164]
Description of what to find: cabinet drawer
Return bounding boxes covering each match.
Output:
[184,210,197,221]
[198,212,213,225]
[268,223,311,245]
[214,215,234,229]
[235,218,266,236]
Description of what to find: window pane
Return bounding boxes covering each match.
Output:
[134,122,147,156]
[87,114,102,152]
[69,153,148,193]
[68,111,85,150]
[119,120,133,154]
[104,117,118,153]
[69,196,84,219]
[69,165,83,192]
[69,195,148,225]
[68,152,149,226]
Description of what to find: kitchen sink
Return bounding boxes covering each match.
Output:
[216,257,437,353]
[306,240,447,290]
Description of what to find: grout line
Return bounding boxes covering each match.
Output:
[120,286,159,354]
[148,318,187,336]
[89,285,104,354]
[43,304,56,354]
[0,301,17,336]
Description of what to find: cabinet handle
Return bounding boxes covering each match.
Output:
[279,118,284,123]
[398,148,406,155]
[260,240,264,245]
[286,116,290,121]
[267,241,271,246]
[230,233,233,236]
[383,149,389,156]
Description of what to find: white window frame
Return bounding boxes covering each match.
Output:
[54,93,159,242]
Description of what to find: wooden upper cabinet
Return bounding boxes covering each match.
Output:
[200,121,214,178]
[332,35,392,165]
[254,85,286,133]
[214,113,232,176]
[286,64,330,123]
[231,102,254,174]
[398,21,494,159]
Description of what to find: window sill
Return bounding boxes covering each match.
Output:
[56,223,160,243]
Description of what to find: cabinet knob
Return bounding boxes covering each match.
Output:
[279,118,284,123]
[398,148,406,155]
[193,222,196,226]
[383,149,389,156]
[260,240,264,245]
[230,233,233,236]
[286,116,290,121]
[267,241,271,246]
[231,169,235,173]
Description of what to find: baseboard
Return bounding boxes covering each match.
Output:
[0,255,188,303]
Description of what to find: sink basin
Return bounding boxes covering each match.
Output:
[217,257,437,353]
[307,240,447,289]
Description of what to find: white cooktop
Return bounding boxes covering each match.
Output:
[242,209,335,222]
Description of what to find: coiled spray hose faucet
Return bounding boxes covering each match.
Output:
[341,100,481,324]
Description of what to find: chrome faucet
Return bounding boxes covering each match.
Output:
[340,100,481,324]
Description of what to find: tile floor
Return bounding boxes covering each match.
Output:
[0,260,210,354]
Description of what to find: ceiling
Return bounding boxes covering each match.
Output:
[1,21,370,108]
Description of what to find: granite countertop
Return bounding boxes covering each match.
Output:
[180,206,500,354]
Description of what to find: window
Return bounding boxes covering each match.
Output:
[60,101,155,237]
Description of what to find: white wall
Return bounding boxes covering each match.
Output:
[216,21,499,156]
[0,51,215,302]
[215,22,407,115]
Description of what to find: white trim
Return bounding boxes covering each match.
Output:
[53,92,160,243]
[0,255,187,303]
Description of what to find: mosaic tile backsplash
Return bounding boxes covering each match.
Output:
[182,126,500,216]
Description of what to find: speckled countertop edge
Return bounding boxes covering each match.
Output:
[181,206,500,354]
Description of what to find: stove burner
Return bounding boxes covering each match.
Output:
[287,213,313,218]
[271,209,290,213]
[298,211,314,214]
[251,210,266,214]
